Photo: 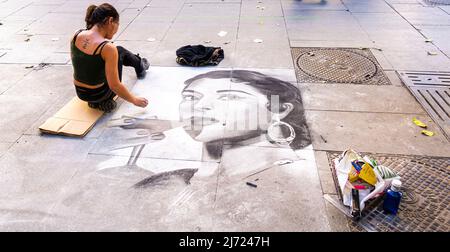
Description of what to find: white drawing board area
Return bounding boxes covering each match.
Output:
[73,67,325,231]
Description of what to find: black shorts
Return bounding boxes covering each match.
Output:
[75,83,116,104]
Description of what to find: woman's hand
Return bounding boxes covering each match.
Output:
[133,96,148,107]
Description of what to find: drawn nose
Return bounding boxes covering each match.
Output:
[193,98,213,112]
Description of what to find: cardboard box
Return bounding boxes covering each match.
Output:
[39,97,104,137]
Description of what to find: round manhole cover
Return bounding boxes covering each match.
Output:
[296,49,378,83]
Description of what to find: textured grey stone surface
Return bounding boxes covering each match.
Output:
[0,94,54,142]
[300,84,427,114]
[1,0,449,232]
[305,110,450,157]
[0,64,31,94]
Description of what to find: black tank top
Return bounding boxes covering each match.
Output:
[70,29,109,85]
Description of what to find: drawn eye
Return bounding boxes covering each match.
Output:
[218,94,242,101]
[182,95,197,101]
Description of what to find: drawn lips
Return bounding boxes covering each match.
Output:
[189,117,220,127]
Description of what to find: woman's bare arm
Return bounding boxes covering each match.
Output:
[102,43,148,107]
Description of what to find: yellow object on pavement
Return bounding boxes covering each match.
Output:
[421,130,435,136]
[413,117,427,128]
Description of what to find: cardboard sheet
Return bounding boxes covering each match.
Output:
[39,97,104,137]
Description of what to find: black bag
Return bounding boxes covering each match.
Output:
[176,45,224,66]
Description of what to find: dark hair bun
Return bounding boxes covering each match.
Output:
[84,3,119,30]
[85,5,97,29]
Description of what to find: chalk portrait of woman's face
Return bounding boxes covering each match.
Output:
[179,78,271,143]
[178,70,311,150]
[51,68,321,231]
[92,69,312,182]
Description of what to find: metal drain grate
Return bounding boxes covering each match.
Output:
[398,71,450,140]
[291,47,391,85]
[327,152,450,232]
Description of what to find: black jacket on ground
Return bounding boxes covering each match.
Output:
[176,45,224,66]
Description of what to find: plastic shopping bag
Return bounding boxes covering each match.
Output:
[334,149,400,212]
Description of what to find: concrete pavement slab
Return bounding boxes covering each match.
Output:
[0,95,55,142]
[0,135,97,198]
[385,70,407,86]
[440,6,450,14]
[163,24,238,44]
[175,2,240,25]
[52,0,128,14]
[116,8,142,22]
[342,0,395,13]
[289,40,376,48]
[186,0,242,2]
[285,11,369,41]
[132,6,183,23]
[313,150,338,195]
[390,3,428,12]
[238,17,288,42]
[359,26,424,41]
[115,20,172,41]
[39,154,221,231]
[323,196,351,232]
[127,0,153,9]
[43,52,70,64]
[19,12,84,35]
[4,65,73,97]
[393,4,450,25]
[147,0,186,8]
[33,0,66,4]
[380,48,450,71]
[0,34,72,63]
[385,0,421,3]
[0,135,97,231]
[174,15,240,27]
[416,25,450,56]
[0,64,32,94]
[299,84,427,114]
[5,4,57,21]
[0,195,63,232]
[0,142,13,158]
[179,2,241,17]
[305,110,450,157]
[241,0,284,17]
[0,1,33,19]
[234,40,293,68]
[281,0,348,12]
[0,20,34,42]
[369,48,395,70]
[131,7,181,23]
[352,12,414,30]
[115,4,140,14]
[214,145,330,231]
[287,28,369,42]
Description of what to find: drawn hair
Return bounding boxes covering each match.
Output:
[184,70,311,149]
